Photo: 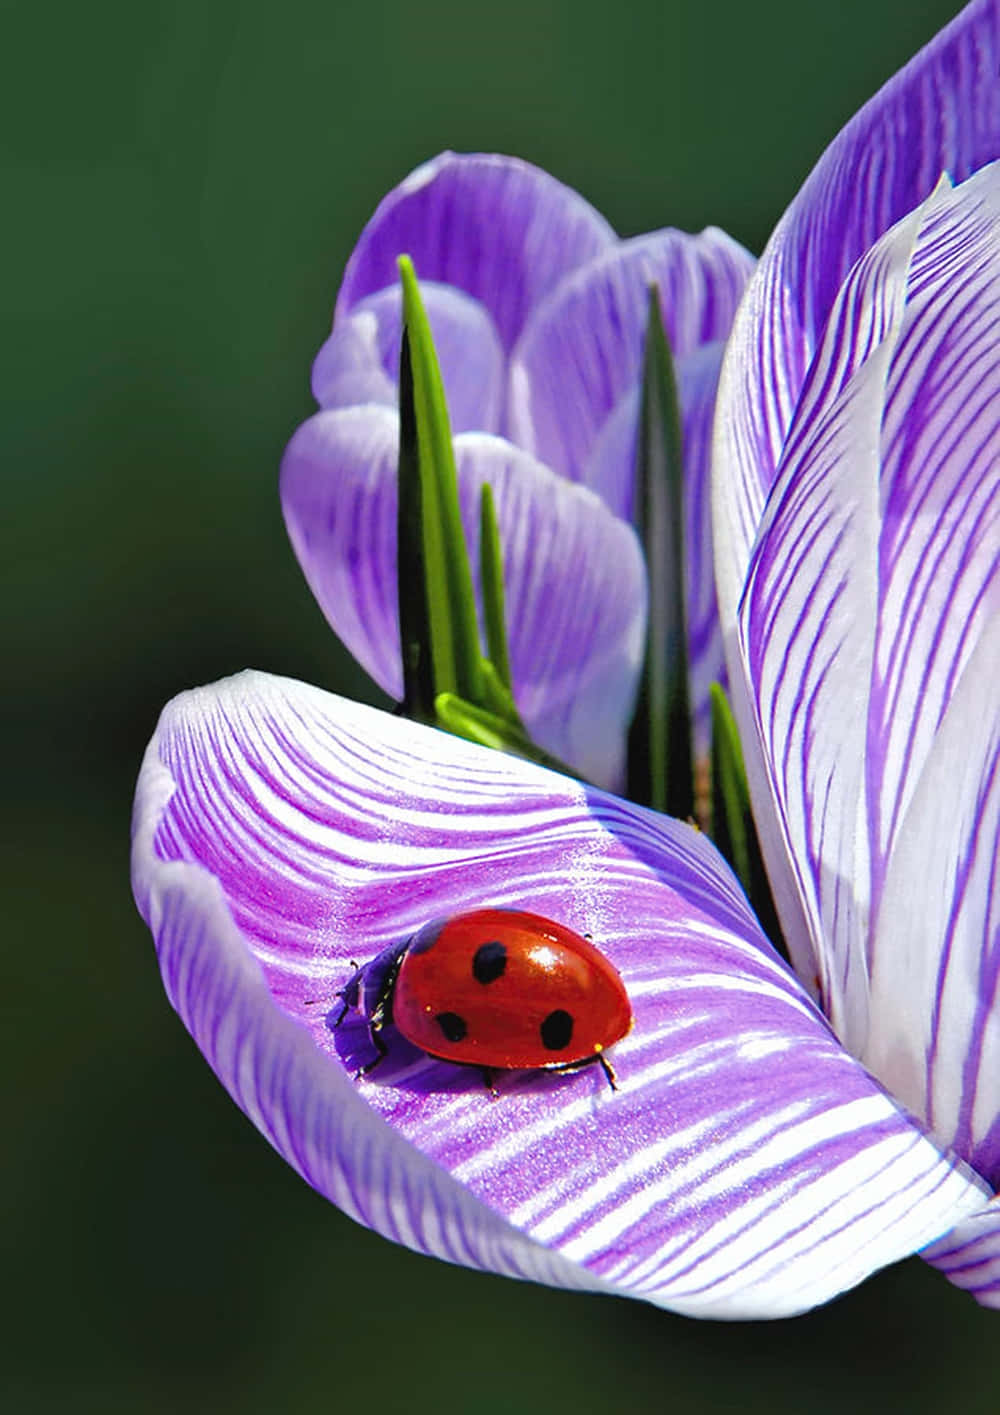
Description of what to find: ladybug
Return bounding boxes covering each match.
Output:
[336,908,633,1091]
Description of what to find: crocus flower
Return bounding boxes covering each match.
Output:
[132,0,1000,1319]
[280,152,755,782]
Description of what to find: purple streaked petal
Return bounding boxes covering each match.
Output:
[335,152,616,350]
[714,0,1000,633]
[279,409,646,786]
[867,164,1000,886]
[579,387,638,523]
[507,228,754,484]
[922,1198,1000,1308]
[734,195,930,1042]
[312,282,504,436]
[677,344,730,753]
[452,434,645,790]
[307,298,397,412]
[865,614,1000,1185]
[280,405,402,697]
[132,674,989,1318]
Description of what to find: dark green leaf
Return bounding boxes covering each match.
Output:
[395,257,573,776]
[710,681,752,886]
[396,329,436,722]
[398,255,483,704]
[709,682,784,954]
[627,286,694,820]
[478,482,513,693]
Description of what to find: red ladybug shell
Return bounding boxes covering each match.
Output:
[391,908,633,1070]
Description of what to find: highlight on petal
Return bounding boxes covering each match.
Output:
[132,673,990,1320]
[335,152,616,350]
[312,282,505,436]
[279,408,647,785]
[508,228,754,488]
[714,0,1000,632]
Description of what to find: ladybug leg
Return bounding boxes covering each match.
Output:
[357,1019,389,1077]
[596,1051,619,1093]
[333,993,352,1028]
[332,960,361,1027]
[550,1050,620,1093]
[481,1067,499,1098]
[357,950,404,1077]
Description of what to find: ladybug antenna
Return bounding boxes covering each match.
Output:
[596,1049,619,1093]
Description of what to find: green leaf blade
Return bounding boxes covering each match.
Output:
[397,255,483,706]
[396,329,437,722]
[627,287,694,820]
[435,693,582,781]
[709,682,784,954]
[478,482,514,694]
[709,682,751,886]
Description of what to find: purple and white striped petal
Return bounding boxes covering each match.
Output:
[859,170,1000,1181]
[714,0,1000,633]
[131,674,990,1319]
[279,408,646,786]
[730,168,1000,1167]
[923,1198,1000,1308]
[866,615,1000,1185]
[734,190,932,1036]
[507,228,754,488]
[866,163,1000,885]
[335,152,616,350]
[312,282,505,436]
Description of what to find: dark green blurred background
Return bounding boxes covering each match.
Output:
[5,1,994,1410]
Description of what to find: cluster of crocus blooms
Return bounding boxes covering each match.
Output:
[132,0,1000,1318]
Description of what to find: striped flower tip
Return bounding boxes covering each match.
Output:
[282,153,755,767]
[714,0,1000,1307]
[131,673,989,1320]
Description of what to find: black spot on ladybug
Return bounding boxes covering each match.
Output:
[472,940,507,984]
[540,1009,574,1052]
[435,1011,468,1043]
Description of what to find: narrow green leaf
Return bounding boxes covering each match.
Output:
[398,254,483,704]
[435,693,583,781]
[479,482,513,692]
[396,329,436,722]
[627,286,694,820]
[709,682,752,886]
[709,682,784,953]
[478,658,521,724]
[395,256,553,775]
